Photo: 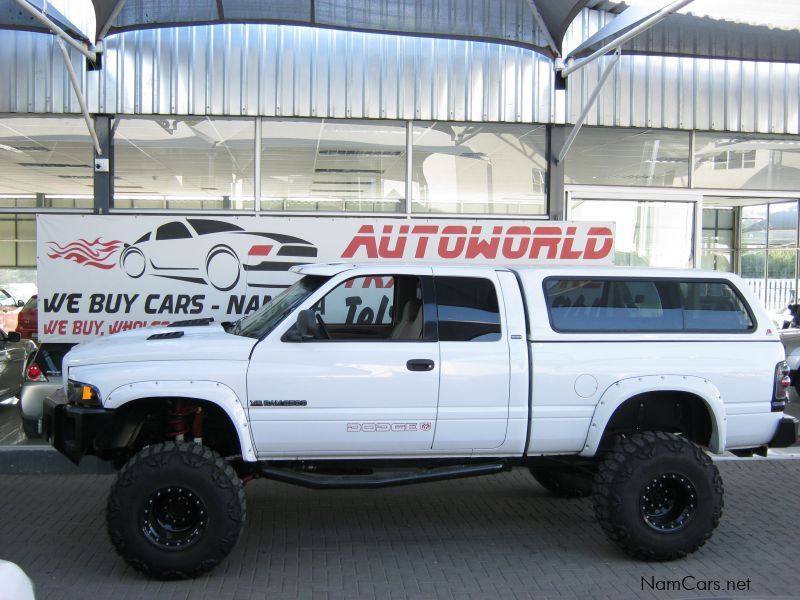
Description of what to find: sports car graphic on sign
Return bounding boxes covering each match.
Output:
[48,218,318,291]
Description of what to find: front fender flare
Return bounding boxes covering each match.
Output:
[105,380,257,462]
[579,375,726,457]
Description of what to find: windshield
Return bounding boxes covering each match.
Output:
[234,275,328,339]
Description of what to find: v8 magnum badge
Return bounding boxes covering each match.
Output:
[347,422,432,432]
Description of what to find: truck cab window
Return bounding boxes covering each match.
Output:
[434,276,501,341]
[311,275,424,341]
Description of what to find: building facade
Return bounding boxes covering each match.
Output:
[1,7,799,315]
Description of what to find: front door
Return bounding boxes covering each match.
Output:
[247,270,440,455]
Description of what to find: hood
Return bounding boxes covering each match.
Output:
[63,324,257,369]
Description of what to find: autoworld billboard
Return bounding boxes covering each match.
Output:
[37,215,615,341]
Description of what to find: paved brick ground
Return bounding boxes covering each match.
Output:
[0,460,798,600]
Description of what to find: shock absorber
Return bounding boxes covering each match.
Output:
[167,399,194,441]
[192,406,204,445]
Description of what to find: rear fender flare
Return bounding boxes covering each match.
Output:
[579,375,726,457]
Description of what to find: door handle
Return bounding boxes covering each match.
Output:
[406,359,435,372]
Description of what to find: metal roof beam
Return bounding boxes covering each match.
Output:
[97,0,128,41]
[524,0,560,58]
[14,0,96,61]
[56,38,102,155]
[560,0,693,78]
[556,49,621,164]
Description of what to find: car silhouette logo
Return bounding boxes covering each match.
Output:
[51,218,318,291]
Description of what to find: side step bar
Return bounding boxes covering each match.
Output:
[258,463,507,489]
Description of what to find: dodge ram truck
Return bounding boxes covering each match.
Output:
[43,263,799,579]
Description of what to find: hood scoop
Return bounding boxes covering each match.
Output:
[148,331,184,340]
[168,317,214,328]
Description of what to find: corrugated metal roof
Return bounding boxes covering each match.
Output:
[3,0,799,64]
[89,0,578,55]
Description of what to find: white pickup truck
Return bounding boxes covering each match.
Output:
[43,263,798,579]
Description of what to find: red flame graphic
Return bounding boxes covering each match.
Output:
[47,237,123,269]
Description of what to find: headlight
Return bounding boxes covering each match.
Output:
[67,379,102,407]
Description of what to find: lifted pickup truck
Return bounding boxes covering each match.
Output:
[44,264,798,579]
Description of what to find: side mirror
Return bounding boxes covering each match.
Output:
[6,331,20,342]
[296,309,318,340]
[15,300,23,307]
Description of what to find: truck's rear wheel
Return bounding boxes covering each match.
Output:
[592,431,723,561]
[529,466,591,498]
[107,442,246,579]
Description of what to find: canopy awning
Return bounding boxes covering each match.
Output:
[1,0,798,64]
[92,0,800,65]
[90,0,587,57]
[575,0,800,64]
[0,0,89,41]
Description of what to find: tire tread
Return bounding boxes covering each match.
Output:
[107,441,246,579]
[592,431,723,561]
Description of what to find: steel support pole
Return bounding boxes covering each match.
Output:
[56,39,101,155]
[405,121,413,216]
[93,116,114,214]
[556,51,620,164]
[560,0,694,79]
[254,117,262,212]
[96,0,129,41]
[547,125,566,220]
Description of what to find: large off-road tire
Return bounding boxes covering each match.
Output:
[593,431,723,561]
[529,466,591,498]
[107,442,246,579]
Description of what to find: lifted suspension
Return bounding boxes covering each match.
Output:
[167,399,204,444]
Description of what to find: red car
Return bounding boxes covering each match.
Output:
[15,295,37,340]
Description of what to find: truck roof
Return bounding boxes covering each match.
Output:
[291,262,740,281]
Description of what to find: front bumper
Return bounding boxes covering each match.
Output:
[768,416,799,448]
[42,390,115,465]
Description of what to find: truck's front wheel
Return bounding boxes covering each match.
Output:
[592,431,723,561]
[107,442,246,579]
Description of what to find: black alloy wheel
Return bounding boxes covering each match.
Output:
[140,485,207,550]
[639,472,697,532]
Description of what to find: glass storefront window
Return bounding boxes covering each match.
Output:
[768,202,798,247]
[735,201,800,313]
[740,248,766,301]
[565,128,690,187]
[701,207,734,271]
[740,205,767,247]
[0,214,35,268]
[694,133,800,191]
[569,199,695,268]
[0,117,94,198]
[701,250,733,272]
[0,196,92,209]
[702,207,734,249]
[261,119,406,213]
[767,249,797,311]
[411,122,546,215]
[115,117,255,210]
